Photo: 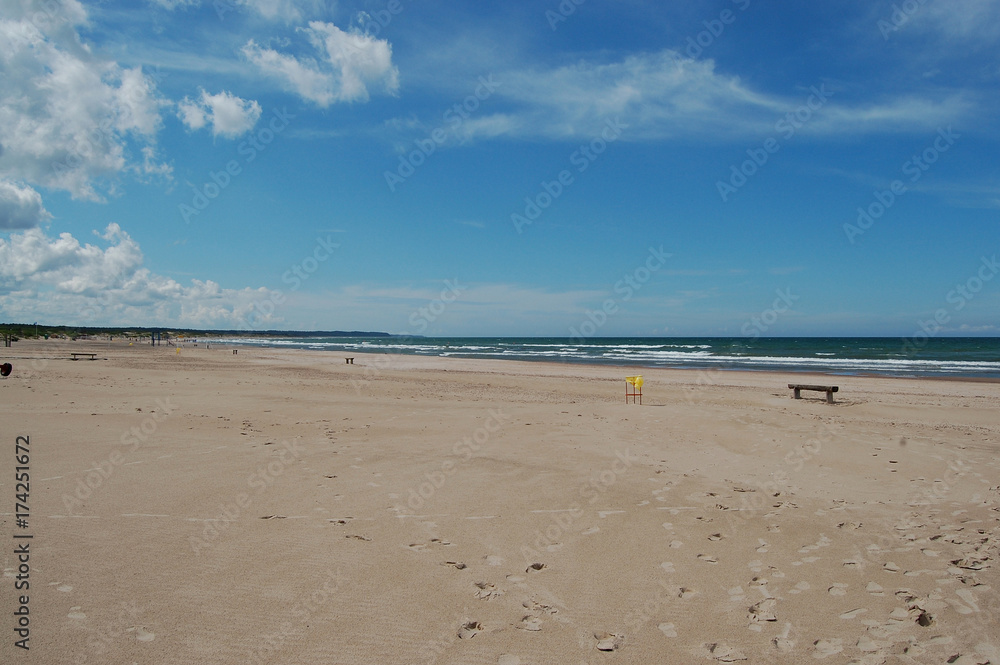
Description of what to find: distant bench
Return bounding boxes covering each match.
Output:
[345,357,355,364]
[789,383,838,403]
[70,352,98,361]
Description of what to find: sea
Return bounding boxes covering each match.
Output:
[203,336,1000,379]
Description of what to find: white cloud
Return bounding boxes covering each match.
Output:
[304,21,398,102]
[242,21,398,107]
[178,89,262,138]
[0,1,167,201]
[0,224,280,327]
[912,0,1000,41]
[242,39,334,106]
[431,51,970,142]
[0,180,51,229]
[148,0,200,9]
[243,0,330,22]
[149,0,331,21]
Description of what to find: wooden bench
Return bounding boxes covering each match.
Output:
[345,357,354,364]
[70,353,97,361]
[788,383,838,403]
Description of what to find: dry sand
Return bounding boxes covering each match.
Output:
[1,338,998,664]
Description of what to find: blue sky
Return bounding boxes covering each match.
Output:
[0,0,998,336]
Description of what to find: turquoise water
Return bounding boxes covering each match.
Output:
[207,336,1000,379]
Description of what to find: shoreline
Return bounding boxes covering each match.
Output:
[5,337,999,385]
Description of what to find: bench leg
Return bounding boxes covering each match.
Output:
[793,388,801,399]
[826,391,834,404]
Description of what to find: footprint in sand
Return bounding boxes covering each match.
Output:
[838,608,868,620]
[56,585,73,593]
[458,621,482,639]
[857,635,885,653]
[812,638,843,658]
[773,624,795,652]
[594,632,622,652]
[429,538,454,546]
[408,543,427,551]
[485,555,504,566]
[678,587,699,599]
[729,587,746,603]
[708,533,724,541]
[498,656,521,665]
[127,626,155,642]
[68,607,86,620]
[517,616,542,631]
[866,582,884,596]
[526,562,546,573]
[697,554,719,564]
[883,562,901,572]
[444,561,467,570]
[789,581,811,595]
[523,599,557,615]
[703,642,747,662]
[749,598,777,623]
[828,583,848,596]
[660,562,676,574]
[474,582,504,600]
[669,540,684,548]
[658,623,677,638]
[582,527,600,535]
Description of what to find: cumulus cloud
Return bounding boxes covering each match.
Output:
[0,1,168,200]
[0,224,281,327]
[0,180,51,229]
[178,89,262,138]
[242,21,398,107]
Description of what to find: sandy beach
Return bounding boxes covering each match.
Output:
[1,338,998,664]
